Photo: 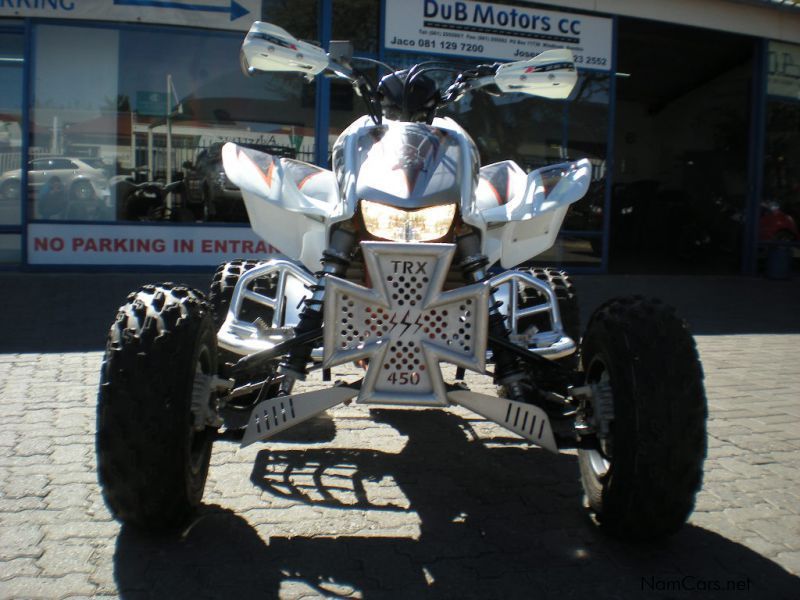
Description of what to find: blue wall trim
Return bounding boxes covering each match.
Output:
[20,19,33,269]
[379,0,387,65]
[314,0,333,167]
[743,37,767,275]
[599,15,618,275]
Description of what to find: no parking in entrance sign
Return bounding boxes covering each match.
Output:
[28,223,279,266]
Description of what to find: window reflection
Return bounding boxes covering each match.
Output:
[333,0,380,55]
[0,30,24,228]
[29,23,316,224]
[561,71,610,242]
[263,0,319,42]
[764,98,800,242]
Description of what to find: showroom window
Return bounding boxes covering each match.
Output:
[0,24,24,263]
[263,0,319,42]
[29,22,316,225]
[333,0,380,55]
[763,41,800,244]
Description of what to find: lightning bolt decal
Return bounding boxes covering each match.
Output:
[399,310,413,337]
[414,313,425,334]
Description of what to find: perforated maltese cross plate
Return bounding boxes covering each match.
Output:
[323,242,489,406]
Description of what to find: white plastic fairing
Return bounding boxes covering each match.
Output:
[494,49,577,99]
[352,121,464,208]
[475,159,592,268]
[221,143,339,271]
[241,21,330,76]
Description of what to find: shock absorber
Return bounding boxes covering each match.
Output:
[455,227,529,402]
[277,225,357,390]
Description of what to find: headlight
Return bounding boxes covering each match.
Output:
[361,200,456,242]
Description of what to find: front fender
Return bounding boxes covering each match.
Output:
[222,143,338,268]
[478,159,592,268]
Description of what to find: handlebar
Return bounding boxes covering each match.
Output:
[440,64,500,104]
[239,21,578,126]
[329,59,501,125]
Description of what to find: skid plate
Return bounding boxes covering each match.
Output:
[448,390,558,453]
[242,386,359,447]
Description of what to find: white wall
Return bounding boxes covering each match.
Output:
[527,0,800,44]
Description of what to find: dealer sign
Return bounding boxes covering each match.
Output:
[385,0,612,70]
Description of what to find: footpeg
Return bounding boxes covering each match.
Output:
[242,386,359,447]
[448,390,558,453]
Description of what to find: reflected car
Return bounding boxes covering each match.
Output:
[183,142,295,221]
[0,156,110,204]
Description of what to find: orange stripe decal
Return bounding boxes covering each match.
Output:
[239,149,276,190]
[262,162,275,189]
[485,179,502,205]
[298,171,321,190]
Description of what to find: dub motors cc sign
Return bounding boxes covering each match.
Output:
[385,0,612,70]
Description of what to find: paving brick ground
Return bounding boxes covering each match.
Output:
[0,272,799,599]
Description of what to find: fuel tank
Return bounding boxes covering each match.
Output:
[332,118,480,210]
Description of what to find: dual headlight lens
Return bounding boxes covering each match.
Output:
[361,200,456,242]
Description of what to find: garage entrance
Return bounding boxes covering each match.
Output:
[611,18,755,273]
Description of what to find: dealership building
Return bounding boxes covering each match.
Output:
[0,0,799,273]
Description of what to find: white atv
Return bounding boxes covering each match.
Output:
[96,22,707,539]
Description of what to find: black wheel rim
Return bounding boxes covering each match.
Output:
[585,354,613,478]
[188,341,214,475]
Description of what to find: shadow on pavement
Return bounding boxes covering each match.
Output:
[574,275,800,336]
[0,272,797,354]
[217,410,338,444]
[113,409,800,599]
[0,273,210,353]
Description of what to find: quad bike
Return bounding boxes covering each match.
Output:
[116,178,195,222]
[96,22,707,539]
